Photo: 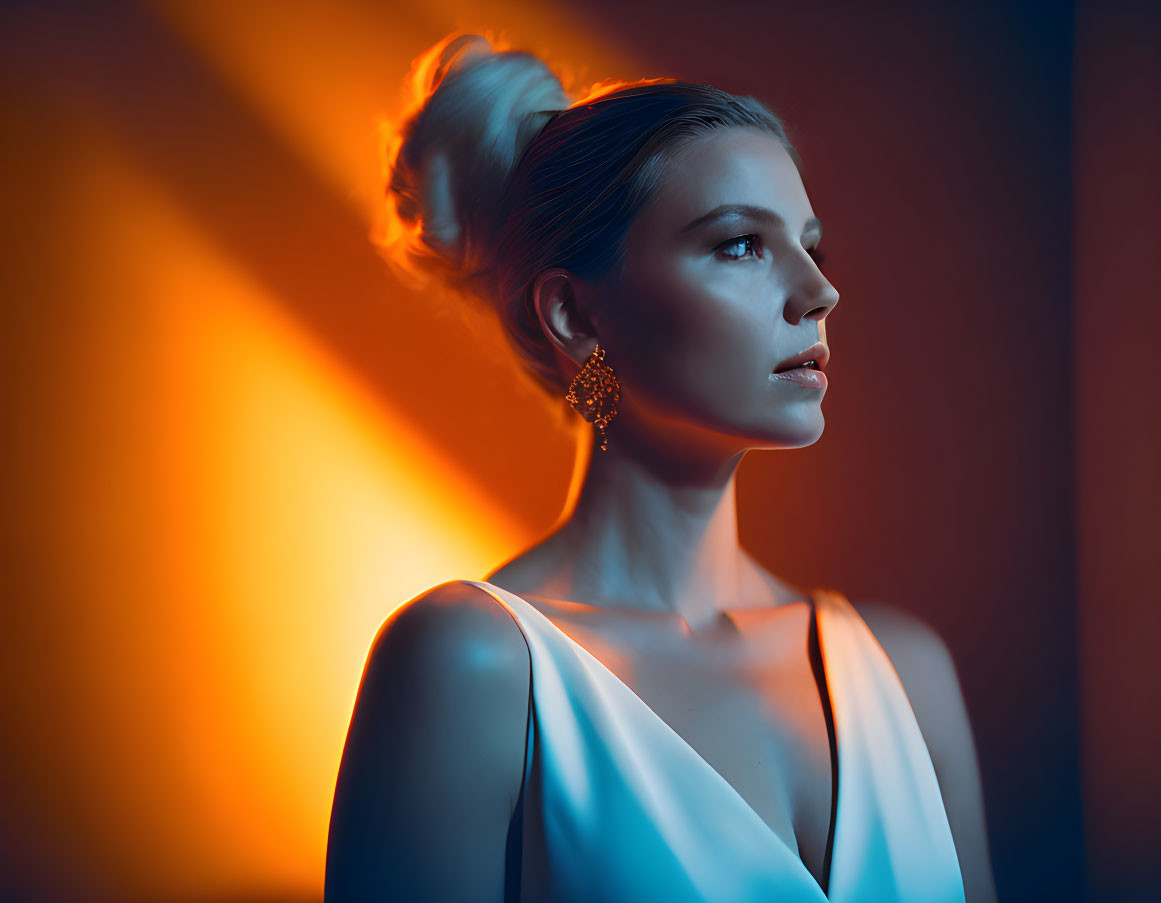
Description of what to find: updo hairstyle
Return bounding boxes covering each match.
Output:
[382,32,799,398]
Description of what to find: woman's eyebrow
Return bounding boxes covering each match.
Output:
[678,204,823,240]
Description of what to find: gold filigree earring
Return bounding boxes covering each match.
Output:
[565,343,621,452]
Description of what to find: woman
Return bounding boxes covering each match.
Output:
[325,32,997,903]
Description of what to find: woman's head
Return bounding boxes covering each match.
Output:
[383,33,839,455]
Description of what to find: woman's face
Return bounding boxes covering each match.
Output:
[595,126,840,456]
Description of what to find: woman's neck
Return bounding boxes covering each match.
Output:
[514,423,767,631]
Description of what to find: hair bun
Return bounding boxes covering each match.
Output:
[381,33,570,300]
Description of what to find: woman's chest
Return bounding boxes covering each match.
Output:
[543,605,837,886]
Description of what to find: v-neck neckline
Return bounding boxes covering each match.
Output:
[468,579,840,899]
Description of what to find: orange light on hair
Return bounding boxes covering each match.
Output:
[571,75,679,107]
[374,29,560,293]
[372,30,677,297]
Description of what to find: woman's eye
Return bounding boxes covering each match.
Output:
[717,234,762,261]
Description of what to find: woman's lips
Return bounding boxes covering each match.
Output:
[771,366,827,389]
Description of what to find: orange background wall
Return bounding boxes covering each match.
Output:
[1,1,1156,902]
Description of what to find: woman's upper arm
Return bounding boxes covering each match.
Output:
[858,603,999,903]
[325,581,532,903]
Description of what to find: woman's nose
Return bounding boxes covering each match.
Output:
[783,264,840,325]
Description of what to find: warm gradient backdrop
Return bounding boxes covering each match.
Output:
[2,2,1157,902]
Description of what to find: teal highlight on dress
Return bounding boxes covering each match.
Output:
[463,579,965,903]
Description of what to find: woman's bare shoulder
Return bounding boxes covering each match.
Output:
[853,602,951,667]
[851,601,961,740]
[326,581,531,900]
[374,579,531,672]
[351,579,532,780]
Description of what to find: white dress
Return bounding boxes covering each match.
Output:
[461,579,966,903]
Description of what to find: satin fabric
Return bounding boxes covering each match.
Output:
[462,579,965,902]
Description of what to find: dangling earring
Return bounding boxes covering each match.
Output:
[565,343,621,452]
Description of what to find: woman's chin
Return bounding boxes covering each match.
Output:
[755,410,825,449]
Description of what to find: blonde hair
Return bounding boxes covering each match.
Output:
[380,33,570,303]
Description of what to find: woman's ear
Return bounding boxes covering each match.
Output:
[532,268,599,366]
